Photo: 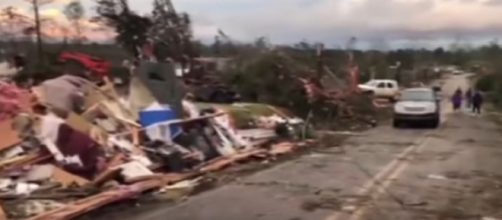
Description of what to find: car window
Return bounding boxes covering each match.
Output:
[377,82,385,88]
[366,81,378,87]
[400,90,434,101]
[386,83,394,88]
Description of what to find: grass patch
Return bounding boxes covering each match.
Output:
[195,102,292,129]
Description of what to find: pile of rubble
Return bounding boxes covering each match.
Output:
[0,61,309,220]
[220,50,384,132]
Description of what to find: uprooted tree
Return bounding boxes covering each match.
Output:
[149,0,195,66]
[221,49,377,129]
[95,0,195,63]
[95,0,152,57]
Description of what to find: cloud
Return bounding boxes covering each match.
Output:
[170,0,502,48]
[41,8,63,18]
[0,3,110,42]
[52,0,74,4]
[4,0,502,48]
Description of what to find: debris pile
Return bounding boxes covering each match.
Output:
[0,82,33,121]
[184,58,240,103]
[222,51,380,131]
[0,61,309,220]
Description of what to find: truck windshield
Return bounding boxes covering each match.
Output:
[401,91,434,101]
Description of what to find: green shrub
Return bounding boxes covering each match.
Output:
[476,74,497,92]
[489,83,502,107]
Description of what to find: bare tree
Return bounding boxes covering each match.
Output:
[25,0,53,63]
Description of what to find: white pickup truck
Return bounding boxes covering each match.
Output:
[358,79,399,99]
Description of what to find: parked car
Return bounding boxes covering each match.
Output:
[410,82,426,87]
[358,79,399,99]
[393,88,440,128]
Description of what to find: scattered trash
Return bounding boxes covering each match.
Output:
[322,131,362,136]
[157,178,201,200]
[427,174,448,180]
[308,153,328,158]
[301,197,341,212]
[404,201,428,207]
[15,182,40,195]
[24,165,55,182]
[269,142,295,156]
[10,200,65,219]
[341,205,357,212]
[0,178,12,191]
[119,161,154,181]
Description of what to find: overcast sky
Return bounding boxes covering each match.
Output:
[3,0,502,49]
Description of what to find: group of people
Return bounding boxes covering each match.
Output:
[452,88,483,114]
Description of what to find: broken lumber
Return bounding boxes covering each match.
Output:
[269,142,295,156]
[125,172,199,185]
[28,180,163,220]
[0,153,52,171]
[0,191,91,200]
[91,168,121,187]
[90,153,126,186]
[0,119,21,152]
[0,203,6,220]
[29,172,198,220]
[199,149,266,172]
[52,167,90,187]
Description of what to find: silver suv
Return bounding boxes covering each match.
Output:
[393,88,440,128]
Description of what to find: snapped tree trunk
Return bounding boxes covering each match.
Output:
[32,0,44,64]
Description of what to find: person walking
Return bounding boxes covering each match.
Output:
[465,88,473,108]
[452,88,463,111]
[472,91,483,115]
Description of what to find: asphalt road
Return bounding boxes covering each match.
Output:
[90,74,502,220]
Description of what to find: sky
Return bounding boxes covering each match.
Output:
[2,0,502,49]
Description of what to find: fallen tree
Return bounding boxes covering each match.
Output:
[221,50,379,130]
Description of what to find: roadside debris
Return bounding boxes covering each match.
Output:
[301,196,341,212]
[0,61,313,219]
[156,177,201,201]
[427,174,449,180]
[341,205,357,212]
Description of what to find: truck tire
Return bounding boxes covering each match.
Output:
[430,118,440,128]
[393,119,401,128]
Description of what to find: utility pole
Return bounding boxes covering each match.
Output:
[316,43,324,80]
[347,37,359,92]
[31,0,44,64]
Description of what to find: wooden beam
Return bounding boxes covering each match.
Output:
[0,203,7,220]
[29,172,197,220]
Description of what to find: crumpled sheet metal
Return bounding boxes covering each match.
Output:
[38,75,91,113]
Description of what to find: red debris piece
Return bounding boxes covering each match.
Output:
[0,82,32,121]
